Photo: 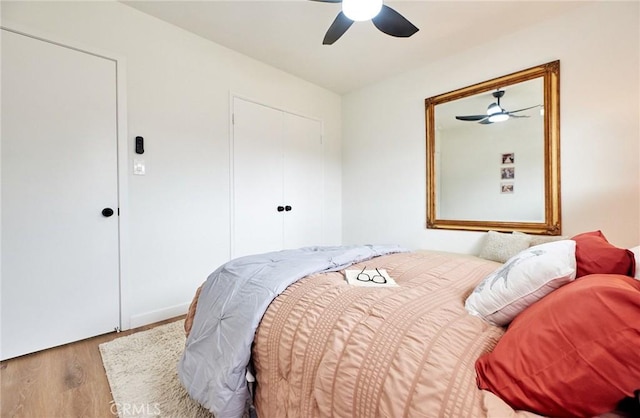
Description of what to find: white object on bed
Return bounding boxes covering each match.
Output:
[344,268,398,287]
[465,240,577,326]
[630,246,640,279]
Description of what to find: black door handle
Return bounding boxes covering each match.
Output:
[277,206,285,212]
[285,205,292,211]
[102,208,114,217]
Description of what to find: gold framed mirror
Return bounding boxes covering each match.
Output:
[425,61,561,234]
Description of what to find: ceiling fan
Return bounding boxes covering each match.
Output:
[312,0,419,45]
[455,90,540,124]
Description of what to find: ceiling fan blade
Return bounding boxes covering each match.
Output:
[509,114,530,119]
[479,119,494,125]
[456,115,488,121]
[507,105,540,114]
[371,5,419,38]
[323,11,354,45]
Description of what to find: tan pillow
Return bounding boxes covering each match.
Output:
[513,231,568,247]
[478,231,532,263]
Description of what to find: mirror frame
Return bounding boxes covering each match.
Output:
[425,60,561,235]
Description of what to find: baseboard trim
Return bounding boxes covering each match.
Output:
[128,302,190,329]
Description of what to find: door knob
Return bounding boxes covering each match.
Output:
[285,205,292,211]
[102,208,114,217]
[277,206,285,212]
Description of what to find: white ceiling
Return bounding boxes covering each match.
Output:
[122,0,585,94]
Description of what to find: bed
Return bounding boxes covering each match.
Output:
[250,250,504,417]
[179,237,640,418]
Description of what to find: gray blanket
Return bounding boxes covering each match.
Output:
[178,244,406,418]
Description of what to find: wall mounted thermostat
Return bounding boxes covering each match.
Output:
[135,136,144,154]
[133,159,145,176]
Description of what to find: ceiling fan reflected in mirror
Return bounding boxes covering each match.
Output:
[311,0,419,45]
[455,90,541,125]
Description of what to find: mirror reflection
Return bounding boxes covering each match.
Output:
[425,61,561,234]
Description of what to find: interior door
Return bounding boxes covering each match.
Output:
[232,98,324,258]
[232,97,284,258]
[282,113,323,249]
[1,30,120,360]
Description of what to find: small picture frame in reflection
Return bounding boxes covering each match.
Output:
[501,183,514,194]
[501,167,515,180]
[501,153,515,164]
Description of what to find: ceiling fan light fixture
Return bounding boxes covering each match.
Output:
[486,102,501,116]
[488,113,509,123]
[342,0,383,22]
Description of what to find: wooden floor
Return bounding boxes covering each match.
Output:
[1,316,184,418]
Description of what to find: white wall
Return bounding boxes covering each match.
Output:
[342,1,640,253]
[1,1,342,328]
[3,1,638,331]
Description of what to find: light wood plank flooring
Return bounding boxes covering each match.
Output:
[1,316,184,418]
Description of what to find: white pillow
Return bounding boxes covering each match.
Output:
[629,246,639,280]
[466,240,576,326]
[478,231,532,263]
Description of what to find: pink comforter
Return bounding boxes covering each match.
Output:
[253,250,506,417]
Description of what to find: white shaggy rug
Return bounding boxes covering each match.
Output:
[99,320,213,418]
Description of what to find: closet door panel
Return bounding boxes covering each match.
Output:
[232,98,284,258]
[282,113,323,249]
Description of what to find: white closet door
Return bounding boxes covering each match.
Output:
[1,30,120,360]
[232,98,284,258]
[282,113,323,250]
[232,98,324,258]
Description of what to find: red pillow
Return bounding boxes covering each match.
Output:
[476,274,640,417]
[572,230,636,278]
